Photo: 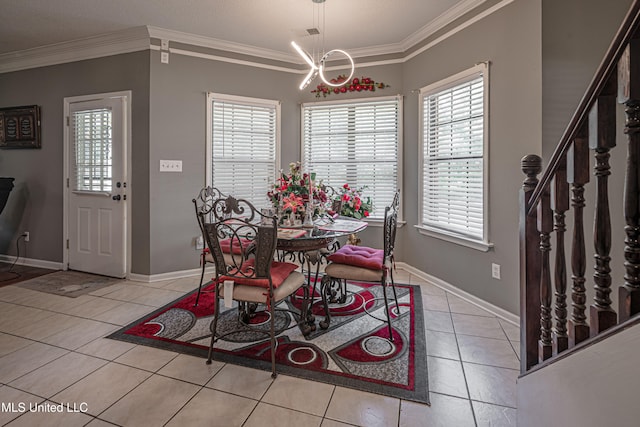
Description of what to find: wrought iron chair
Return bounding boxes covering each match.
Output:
[193,186,250,306]
[319,190,400,339]
[201,195,307,378]
[193,187,224,306]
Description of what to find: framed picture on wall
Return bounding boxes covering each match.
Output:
[0,105,41,149]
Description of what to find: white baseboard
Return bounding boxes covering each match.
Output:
[396,261,520,326]
[0,254,519,325]
[0,255,64,271]
[128,266,216,283]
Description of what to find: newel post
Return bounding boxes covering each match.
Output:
[520,154,542,372]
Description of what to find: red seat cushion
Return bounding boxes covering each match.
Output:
[220,259,298,288]
[327,245,384,270]
[219,238,251,255]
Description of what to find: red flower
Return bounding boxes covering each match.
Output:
[283,193,304,213]
[342,194,351,202]
[354,197,362,210]
[364,211,370,217]
[343,183,350,189]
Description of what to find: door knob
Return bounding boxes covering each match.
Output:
[112,195,121,201]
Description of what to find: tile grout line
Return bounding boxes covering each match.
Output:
[445,290,479,427]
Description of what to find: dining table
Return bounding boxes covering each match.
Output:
[275,217,367,335]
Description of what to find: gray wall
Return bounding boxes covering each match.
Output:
[0,52,150,272]
[401,0,543,315]
[542,0,634,157]
[146,51,302,275]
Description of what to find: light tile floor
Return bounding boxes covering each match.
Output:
[0,268,519,426]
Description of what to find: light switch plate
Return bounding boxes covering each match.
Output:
[491,263,501,280]
[160,52,169,64]
[160,160,182,172]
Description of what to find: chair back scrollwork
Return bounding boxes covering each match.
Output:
[193,187,225,238]
[383,190,400,263]
[201,195,278,282]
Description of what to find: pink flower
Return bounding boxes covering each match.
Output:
[283,193,303,213]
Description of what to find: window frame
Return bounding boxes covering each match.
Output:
[300,94,403,222]
[417,63,492,251]
[205,92,281,209]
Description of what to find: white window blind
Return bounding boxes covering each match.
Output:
[72,108,113,193]
[209,94,279,209]
[421,67,487,242]
[302,96,401,219]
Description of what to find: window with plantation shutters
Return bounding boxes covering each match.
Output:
[302,96,402,219]
[207,93,280,210]
[419,64,490,249]
[72,108,113,193]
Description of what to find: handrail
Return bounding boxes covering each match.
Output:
[527,0,640,215]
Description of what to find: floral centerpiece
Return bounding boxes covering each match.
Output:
[267,162,328,224]
[337,184,373,219]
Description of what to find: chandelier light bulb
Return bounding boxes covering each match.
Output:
[300,68,319,90]
[291,41,316,69]
[319,49,355,87]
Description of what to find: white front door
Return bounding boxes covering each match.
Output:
[66,95,127,278]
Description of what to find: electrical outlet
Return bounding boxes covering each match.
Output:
[160,51,169,64]
[23,231,29,242]
[491,263,501,280]
[195,235,204,250]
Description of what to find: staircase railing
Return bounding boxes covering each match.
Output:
[520,0,640,373]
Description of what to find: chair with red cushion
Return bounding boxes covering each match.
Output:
[193,186,253,306]
[319,191,400,340]
[201,195,307,378]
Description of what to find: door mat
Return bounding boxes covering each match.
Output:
[0,264,57,288]
[15,270,122,297]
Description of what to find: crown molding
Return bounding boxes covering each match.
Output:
[0,26,150,74]
[0,0,513,74]
[147,26,299,64]
[400,0,488,51]
[0,26,151,74]
[331,0,489,58]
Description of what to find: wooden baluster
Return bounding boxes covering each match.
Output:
[589,73,618,335]
[619,40,640,322]
[551,156,569,354]
[567,126,591,346]
[520,154,542,372]
[537,189,553,362]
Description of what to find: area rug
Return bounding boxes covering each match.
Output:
[16,270,122,297]
[108,279,429,404]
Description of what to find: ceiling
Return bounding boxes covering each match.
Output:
[0,0,484,59]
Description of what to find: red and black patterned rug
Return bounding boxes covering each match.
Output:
[108,279,429,404]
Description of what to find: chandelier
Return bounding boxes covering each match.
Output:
[291,0,355,90]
